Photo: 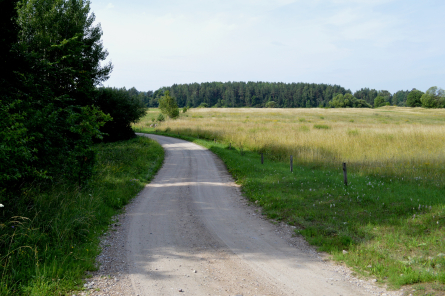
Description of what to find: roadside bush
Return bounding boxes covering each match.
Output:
[95,87,147,142]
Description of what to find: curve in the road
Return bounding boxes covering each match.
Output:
[125,134,374,296]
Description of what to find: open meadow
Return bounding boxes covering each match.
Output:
[136,107,445,185]
[135,107,445,294]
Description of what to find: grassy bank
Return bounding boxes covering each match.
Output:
[0,136,164,295]
[140,127,445,295]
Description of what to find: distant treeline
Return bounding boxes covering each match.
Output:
[129,82,412,108]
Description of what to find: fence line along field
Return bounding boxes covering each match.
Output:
[135,107,445,293]
[134,107,445,186]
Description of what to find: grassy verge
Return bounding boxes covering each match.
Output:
[141,128,445,295]
[0,136,164,295]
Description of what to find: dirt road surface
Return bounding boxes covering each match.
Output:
[83,134,404,296]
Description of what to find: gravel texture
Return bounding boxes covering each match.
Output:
[73,134,406,296]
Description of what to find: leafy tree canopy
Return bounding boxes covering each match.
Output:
[420,86,445,108]
[406,89,424,107]
[95,87,147,142]
[158,90,179,119]
[329,93,371,108]
[374,96,387,108]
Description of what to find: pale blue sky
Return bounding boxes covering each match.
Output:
[90,0,445,93]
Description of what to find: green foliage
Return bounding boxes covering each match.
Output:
[157,113,165,122]
[158,91,179,118]
[354,88,378,106]
[0,99,39,183]
[164,82,350,108]
[0,94,110,189]
[0,0,113,193]
[329,94,371,108]
[392,90,410,106]
[420,86,445,108]
[265,101,277,108]
[374,96,386,108]
[406,89,424,107]
[0,136,164,295]
[95,87,147,142]
[139,84,420,109]
[182,106,188,113]
[16,0,112,106]
[198,102,209,108]
[141,83,414,109]
[313,124,330,129]
[377,90,393,105]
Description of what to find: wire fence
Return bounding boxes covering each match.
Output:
[141,127,445,187]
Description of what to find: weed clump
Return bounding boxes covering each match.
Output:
[347,129,359,136]
[157,113,165,122]
[314,124,330,129]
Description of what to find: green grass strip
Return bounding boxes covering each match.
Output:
[0,136,164,295]
[143,129,445,293]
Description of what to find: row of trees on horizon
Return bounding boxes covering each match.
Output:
[125,82,442,109]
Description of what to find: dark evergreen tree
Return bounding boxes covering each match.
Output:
[1,0,112,190]
[163,82,350,108]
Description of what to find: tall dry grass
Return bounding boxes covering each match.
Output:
[135,107,445,184]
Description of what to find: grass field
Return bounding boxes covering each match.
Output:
[0,137,164,295]
[135,107,445,295]
[135,107,445,186]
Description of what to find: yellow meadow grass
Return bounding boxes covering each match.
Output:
[135,107,445,182]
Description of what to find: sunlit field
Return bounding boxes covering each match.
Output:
[135,107,445,186]
[134,108,445,292]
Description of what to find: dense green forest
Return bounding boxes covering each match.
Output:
[130,82,413,108]
[0,1,150,294]
[0,0,147,192]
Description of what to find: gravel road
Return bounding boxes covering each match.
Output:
[81,134,404,296]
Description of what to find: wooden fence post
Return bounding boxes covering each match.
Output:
[290,155,293,173]
[343,162,348,186]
